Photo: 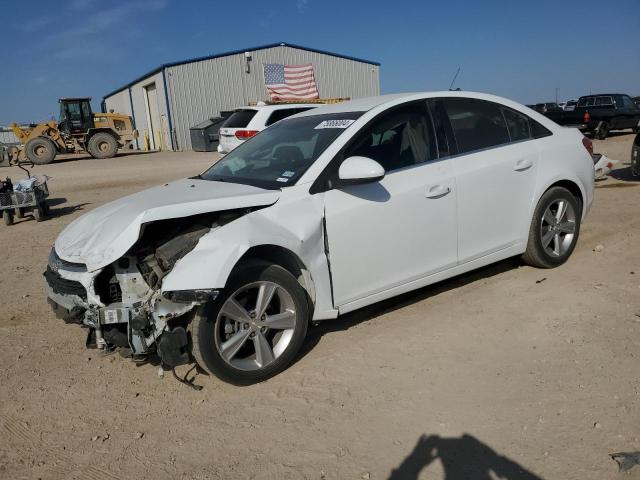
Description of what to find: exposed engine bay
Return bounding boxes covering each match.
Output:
[45,210,247,366]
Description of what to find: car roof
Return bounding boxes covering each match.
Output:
[579,93,623,98]
[294,91,540,117]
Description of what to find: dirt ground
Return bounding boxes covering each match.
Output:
[0,134,638,480]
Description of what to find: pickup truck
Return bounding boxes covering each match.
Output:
[542,93,640,139]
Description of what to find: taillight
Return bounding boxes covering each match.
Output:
[583,111,591,123]
[582,137,593,155]
[235,130,259,140]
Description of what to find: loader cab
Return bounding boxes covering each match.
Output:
[58,98,94,135]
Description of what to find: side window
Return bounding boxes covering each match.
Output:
[428,100,452,157]
[502,108,531,142]
[595,96,613,106]
[622,95,636,108]
[266,108,313,126]
[443,98,510,153]
[344,102,437,172]
[67,103,81,121]
[530,120,552,139]
[579,97,596,107]
[81,102,91,120]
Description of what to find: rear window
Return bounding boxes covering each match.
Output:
[223,109,257,128]
[265,108,314,126]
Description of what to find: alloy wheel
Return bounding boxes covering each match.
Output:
[540,199,576,257]
[214,281,297,371]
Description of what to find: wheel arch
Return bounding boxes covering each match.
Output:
[30,135,61,152]
[534,177,586,220]
[88,128,120,140]
[232,244,316,313]
[547,179,583,208]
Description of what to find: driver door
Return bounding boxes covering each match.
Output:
[323,101,458,307]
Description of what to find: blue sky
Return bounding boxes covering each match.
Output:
[2,0,638,124]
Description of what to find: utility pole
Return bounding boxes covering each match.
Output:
[555,88,559,104]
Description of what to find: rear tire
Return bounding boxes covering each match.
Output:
[596,122,609,140]
[25,137,56,165]
[522,187,581,268]
[88,132,118,159]
[190,263,309,385]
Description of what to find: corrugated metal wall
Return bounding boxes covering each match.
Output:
[0,127,19,145]
[105,45,380,151]
[104,71,170,151]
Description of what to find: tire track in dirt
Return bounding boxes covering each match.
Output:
[0,414,125,480]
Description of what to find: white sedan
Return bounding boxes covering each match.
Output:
[46,92,594,384]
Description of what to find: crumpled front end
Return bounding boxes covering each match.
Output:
[44,212,243,365]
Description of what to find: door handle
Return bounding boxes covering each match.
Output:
[425,185,451,199]
[514,159,533,171]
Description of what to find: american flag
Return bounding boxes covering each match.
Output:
[263,63,319,101]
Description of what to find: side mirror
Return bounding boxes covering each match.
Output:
[338,156,385,186]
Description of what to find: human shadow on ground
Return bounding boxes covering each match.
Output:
[389,434,544,480]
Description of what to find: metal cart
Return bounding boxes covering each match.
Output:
[0,162,50,225]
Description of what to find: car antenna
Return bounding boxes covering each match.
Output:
[449,67,461,91]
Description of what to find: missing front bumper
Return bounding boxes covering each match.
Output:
[47,297,86,324]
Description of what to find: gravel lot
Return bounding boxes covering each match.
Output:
[1,134,638,480]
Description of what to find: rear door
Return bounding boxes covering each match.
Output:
[440,98,539,263]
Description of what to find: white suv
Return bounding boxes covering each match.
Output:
[217,104,319,154]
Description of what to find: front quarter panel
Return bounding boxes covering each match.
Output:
[160,187,337,320]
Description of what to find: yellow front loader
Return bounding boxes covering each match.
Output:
[5,98,138,165]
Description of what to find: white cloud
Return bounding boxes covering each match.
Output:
[18,16,54,33]
[50,0,169,41]
[68,0,100,11]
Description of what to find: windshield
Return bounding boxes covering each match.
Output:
[201,112,363,189]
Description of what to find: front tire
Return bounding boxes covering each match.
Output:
[25,137,56,164]
[88,132,118,159]
[190,263,309,385]
[522,187,581,268]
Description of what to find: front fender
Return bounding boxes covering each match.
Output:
[161,193,337,320]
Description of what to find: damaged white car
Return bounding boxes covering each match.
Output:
[46,92,594,384]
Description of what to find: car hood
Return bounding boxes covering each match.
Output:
[55,178,280,271]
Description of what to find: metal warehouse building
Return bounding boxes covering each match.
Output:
[102,42,380,151]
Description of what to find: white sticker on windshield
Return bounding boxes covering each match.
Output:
[276,177,289,183]
[282,170,295,177]
[314,119,356,129]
